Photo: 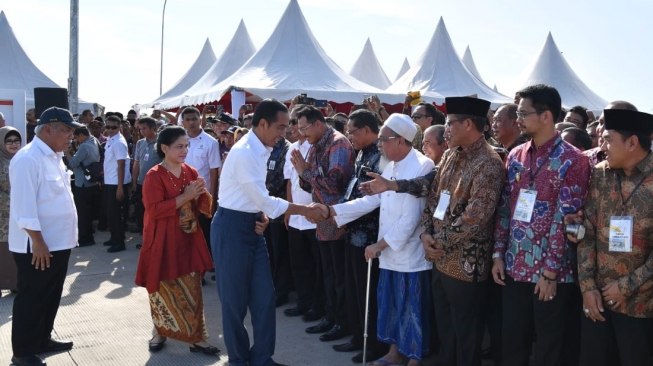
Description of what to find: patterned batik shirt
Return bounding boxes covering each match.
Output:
[578,153,653,318]
[340,141,382,248]
[584,146,605,168]
[300,127,355,241]
[494,134,590,284]
[266,138,291,223]
[421,137,505,282]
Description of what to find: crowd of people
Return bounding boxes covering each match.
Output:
[1,83,652,366]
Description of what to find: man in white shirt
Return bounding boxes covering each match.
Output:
[103,115,132,253]
[315,114,435,366]
[182,107,221,260]
[8,107,82,366]
[212,99,325,366]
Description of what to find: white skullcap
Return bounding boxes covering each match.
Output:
[384,113,417,142]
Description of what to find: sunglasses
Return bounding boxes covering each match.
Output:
[105,125,120,130]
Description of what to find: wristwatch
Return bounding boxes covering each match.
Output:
[492,253,503,259]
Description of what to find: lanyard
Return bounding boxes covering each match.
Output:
[529,140,562,188]
[616,169,653,214]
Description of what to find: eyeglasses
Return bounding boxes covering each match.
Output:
[4,139,20,145]
[516,110,544,119]
[105,125,119,130]
[378,135,400,142]
[411,113,427,121]
[444,119,465,128]
[299,123,314,133]
[346,127,361,136]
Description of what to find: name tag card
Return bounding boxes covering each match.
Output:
[433,190,451,220]
[344,177,358,200]
[268,161,276,170]
[513,189,537,223]
[609,216,633,252]
[143,153,149,162]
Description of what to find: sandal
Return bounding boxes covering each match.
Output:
[368,359,405,366]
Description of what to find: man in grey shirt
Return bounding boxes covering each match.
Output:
[131,117,161,239]
[66,127,101,246]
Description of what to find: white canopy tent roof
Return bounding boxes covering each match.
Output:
[177,0,390,106]
[0,11,102,114]
[461,46,486,85]
[140,38,217,108]
[517,32,607,111]
[147,20,256,109]
[394,57,411,82]
[387,18,510,105]
[349,38,392,90]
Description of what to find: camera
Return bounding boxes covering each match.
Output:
[298,94,316,106]
[315,100,328,108]
[565,224,586,240]
[244,104,253,111]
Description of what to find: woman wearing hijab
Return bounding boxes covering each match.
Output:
[0,127,22,295]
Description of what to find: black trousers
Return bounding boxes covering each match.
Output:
[133,184,144,231]
[318,239,347,327]
[12,249,71,357]
[344,244,383,350]
[268,222,291,298]
[501,276,576,366]
[104,184,129,243]
[288,227,325,312]
[73,185,99,242]
[482,278,503,365]
[579,308,653,366]
[432,267,487,366]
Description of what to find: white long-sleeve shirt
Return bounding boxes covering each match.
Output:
[284,140,316,231]
[333,149,434,272]
[218,131,289,219]
[185,130,221,189]
[8,137,78,253]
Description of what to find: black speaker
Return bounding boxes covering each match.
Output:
[34,88,68,117]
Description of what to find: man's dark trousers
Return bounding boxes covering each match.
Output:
[287,227,325,312]
[12,248,71,357]
[318,239,347,327]
[104,184,129,243]
[73,185,98,242]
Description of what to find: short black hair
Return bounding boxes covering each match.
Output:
[252,99,289,127]
[94,116,104,123]
[81,109,93,117]
[568,105,589,129]
[609,100,638,111]
[106,111,124,121]
[296,105,326,125]
[74,127,90,136]
[517,84,562,124]
[128,109,137,115]
[417,102,444,126]
[106,115,121,125]
[181,107,200,119]
[334,112,348,120]
[348,109,379,134]
[156,125,187,158]
[562,127,592,150]
[138,117,157,129]
[326,117,345,134]
[614,130,652,152]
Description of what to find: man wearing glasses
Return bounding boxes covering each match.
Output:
[492,84,590,366]
[290,106,355,341]
[410,102,445,151]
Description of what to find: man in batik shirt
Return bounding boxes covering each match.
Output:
[577,109,653,366]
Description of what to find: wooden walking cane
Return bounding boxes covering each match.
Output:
[363,251,381,364]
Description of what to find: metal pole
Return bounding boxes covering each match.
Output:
[160,0,168,96]
[69,0,79,113]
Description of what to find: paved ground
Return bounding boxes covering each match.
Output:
[0,228,495,366]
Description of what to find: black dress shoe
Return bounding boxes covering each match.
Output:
[352,349,384,364]
[319,324,348,342]
[103,239,115,246]
[275,295,289,308]
[78,240,95,247]
[190,343,220,355]
[148,336,167,352]
[107,242,125,253]
[11,355,46,366]
[305,318,335,334]
[272,363,289,366]
[283,306,308,317]
[301,309,325,322]
[136,244,142,249]
[333,340,363,352]
[39,338,73,353]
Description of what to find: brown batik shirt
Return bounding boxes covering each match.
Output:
[421,136,505,282]
[578,152,653,318]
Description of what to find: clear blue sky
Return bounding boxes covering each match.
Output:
[2,0,652,113]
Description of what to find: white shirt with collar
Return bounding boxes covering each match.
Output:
[284,140,316,231]
[8,137,78,253]
[333,149,434,273]
[103,133,132,185]
[219,130,289,219]
[185,130,221,189]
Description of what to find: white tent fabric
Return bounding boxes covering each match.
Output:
[493,84,499,92]
[349,38,391,90]
[461,46,486,85]
[140,38,217,108]
[394,57,410,82]
[178,0,389,106]
[387,18,510,105]
[517,32,607,111]
[0,11,102,114]
[148,20,256,109]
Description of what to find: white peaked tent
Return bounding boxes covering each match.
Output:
[179,0,387,106]
[151,20,256,109]
[517,32,607,111]
[0,11,102,114]
[142,38,217,107]
[461,46,486,85]
[493,84,499,92]
[349,38,392,90]
[387,18,510,105]
[394,57,411,82]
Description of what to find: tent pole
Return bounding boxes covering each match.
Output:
[68,0,79,114]
[160,0,167,96]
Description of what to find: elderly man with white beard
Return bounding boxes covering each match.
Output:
[312,114,435,366]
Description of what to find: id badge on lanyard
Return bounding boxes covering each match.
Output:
[433,190,451,220]
[609,216,633,252]
[513,189,537,223]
